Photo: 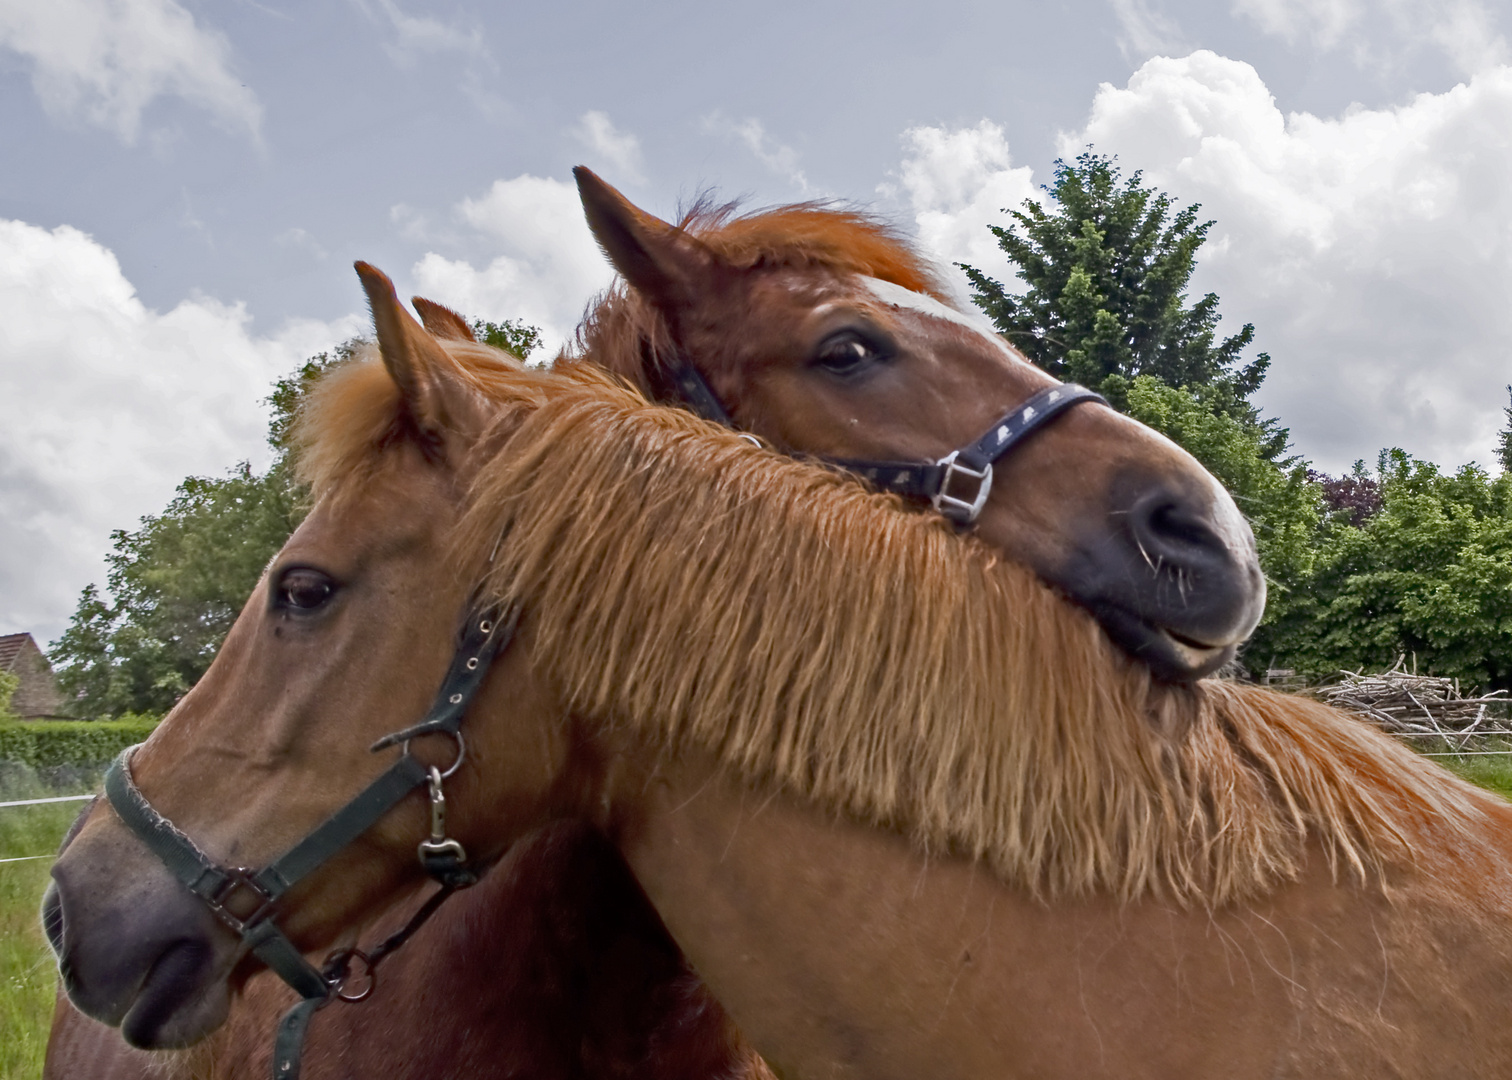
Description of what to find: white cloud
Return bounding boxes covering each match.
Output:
[355,0,486,67]
[410,175,614,355]
[891,121,1040,302]
[1055,50,1512,472]
[1108,0,1192,62]
[571,111,646,184]
[0,220,359,643]
[0,0,261,142]
[1232,0,1363,49]
[275,227,328,261]
[1232,0,1507,77]
[704,113,810,193]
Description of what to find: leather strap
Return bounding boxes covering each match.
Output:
[666,354,1107,524]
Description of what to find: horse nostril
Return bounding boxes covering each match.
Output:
[1128,492,1225,566]
[42,882,66,956]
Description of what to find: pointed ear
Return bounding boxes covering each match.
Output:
[574,166,721,321]
[412,297,477,343]
[354,262,489,445]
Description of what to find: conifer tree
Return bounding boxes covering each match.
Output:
[962,150,1284,459]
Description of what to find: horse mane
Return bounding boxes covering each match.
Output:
[446,361,1494,906]
[295,324,1494,907]
[566,199,952,397]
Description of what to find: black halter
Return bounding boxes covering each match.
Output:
[668,356,1107,525]
[103,602,519,1080]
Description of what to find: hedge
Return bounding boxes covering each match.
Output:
[0,716,160,769]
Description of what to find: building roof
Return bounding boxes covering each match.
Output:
[0,632,33,672]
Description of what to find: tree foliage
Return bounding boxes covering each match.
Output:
[49,343,356,717]
[1497,386,1512,475]
[962,151,1279,450]
[0,671,18,723]
[49,463,307,717]
[471,318,542,360]
[1275,452,1512,690]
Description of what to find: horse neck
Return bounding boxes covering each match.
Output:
[597,741,1512,1080]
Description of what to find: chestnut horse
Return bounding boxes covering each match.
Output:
[44,183,1300,1070]
[46,170,1266,1079]
[44,172,1263,1079]
[47,316,1512,1076]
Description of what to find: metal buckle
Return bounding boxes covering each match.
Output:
[932,451,993,524]
[206,867,276,933]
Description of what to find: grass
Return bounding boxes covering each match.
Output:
[1430,746,1512,801]
[0,764,99,1080]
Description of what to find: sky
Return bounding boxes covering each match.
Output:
[3,0,1511,646]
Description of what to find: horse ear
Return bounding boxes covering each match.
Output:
[574,166,719,318]
[412,297,478,343]
[354,262,488,444]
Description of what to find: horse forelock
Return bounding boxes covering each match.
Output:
[293,338,536,503]
[451,363,1494,907]
[572,201,953,395]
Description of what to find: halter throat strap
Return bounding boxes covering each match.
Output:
[665,353,1107,525]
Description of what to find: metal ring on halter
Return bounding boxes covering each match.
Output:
[401,729,466,780]
[324,948,377,1003]
[738,433,761,448]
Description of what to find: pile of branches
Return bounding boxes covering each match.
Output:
[1318,657,1511,742]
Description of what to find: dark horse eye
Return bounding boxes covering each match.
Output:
[276,569,336,612]
[813,331,887,378]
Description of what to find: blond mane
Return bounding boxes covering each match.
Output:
[294,298,1495,907]
[566,201,951,396]
[432,361,1488,906]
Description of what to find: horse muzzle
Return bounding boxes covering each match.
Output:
[46,811,237,1048]
[1058,475,1267,682]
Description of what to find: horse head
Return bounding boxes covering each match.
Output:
[44,267,575,1048]
[572,168,1265,681]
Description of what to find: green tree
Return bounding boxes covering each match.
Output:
[1496,386,1512,474]
[471,318,542,359]
[963,150,1282,456]
[1276,451,1512,690]
[0,670,19,722]
[49,465,307,716]
[962,150,1318,659]
[48,341,362,718]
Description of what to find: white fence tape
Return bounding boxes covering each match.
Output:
[0,794,96,809]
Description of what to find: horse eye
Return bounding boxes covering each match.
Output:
[813,332,886,377]
[277,569,335,612]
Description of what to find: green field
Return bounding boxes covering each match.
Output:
[2,751,1512,1079]
[0,765,89,1080]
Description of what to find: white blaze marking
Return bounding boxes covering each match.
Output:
[858,276,1014,354]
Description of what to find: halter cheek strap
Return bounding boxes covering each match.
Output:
[104,602,519,1080]
[666,355,1107,525]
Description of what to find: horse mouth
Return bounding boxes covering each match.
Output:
[1090,603,1241,682]
[118,938,228,1049]
[1156,628,1236,679]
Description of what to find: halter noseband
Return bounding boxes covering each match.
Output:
[667,356,1106,525]
[103,602,519,1080]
